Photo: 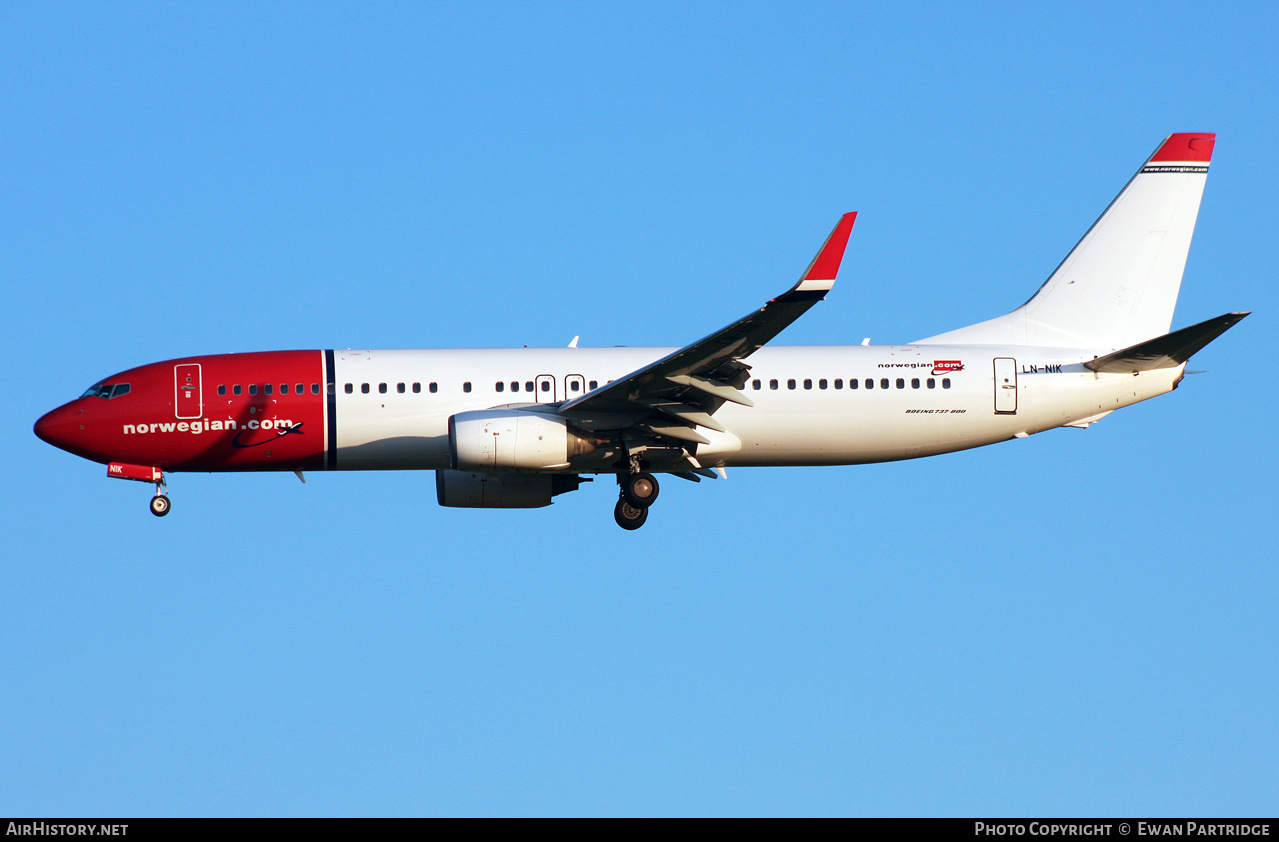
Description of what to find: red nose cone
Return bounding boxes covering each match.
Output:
[34,403,86,455]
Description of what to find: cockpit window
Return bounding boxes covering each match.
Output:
[80,383,131,399]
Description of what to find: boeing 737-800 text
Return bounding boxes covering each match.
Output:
[35,133,1246,529]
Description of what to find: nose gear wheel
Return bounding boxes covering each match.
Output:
[149,492,171,517]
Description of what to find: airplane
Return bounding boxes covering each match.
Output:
[35,133,1247,530]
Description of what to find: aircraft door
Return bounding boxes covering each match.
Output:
[175,363,203,419]
[564,374,586,399]
[993,357,1017,414]
[535,374,557,403]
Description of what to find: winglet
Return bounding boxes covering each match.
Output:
[794,212,857,295]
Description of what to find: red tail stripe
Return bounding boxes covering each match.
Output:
[1150,133,1216,163]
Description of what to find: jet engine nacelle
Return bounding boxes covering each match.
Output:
[435,470,585,508]
[449,409,596,472]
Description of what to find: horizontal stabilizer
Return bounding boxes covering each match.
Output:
[1084,312,1248,373]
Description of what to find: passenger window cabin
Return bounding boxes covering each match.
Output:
[315,371,952,402]
[225,378,445,394]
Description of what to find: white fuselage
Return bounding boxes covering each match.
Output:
[30,135,1228,527]
[330,345,1182,471]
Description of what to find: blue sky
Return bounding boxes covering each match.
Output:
[3,1,1276,816]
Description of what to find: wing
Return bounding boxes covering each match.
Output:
[556,213,856,454]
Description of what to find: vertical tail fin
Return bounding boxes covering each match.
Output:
[917,133,1215,348]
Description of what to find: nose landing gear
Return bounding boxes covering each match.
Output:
[146,472,170,517]
[149,490,171,517]
[107,462,170,517]
[614,469,659,530]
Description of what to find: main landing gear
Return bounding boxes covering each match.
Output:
[614,470,659,531]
